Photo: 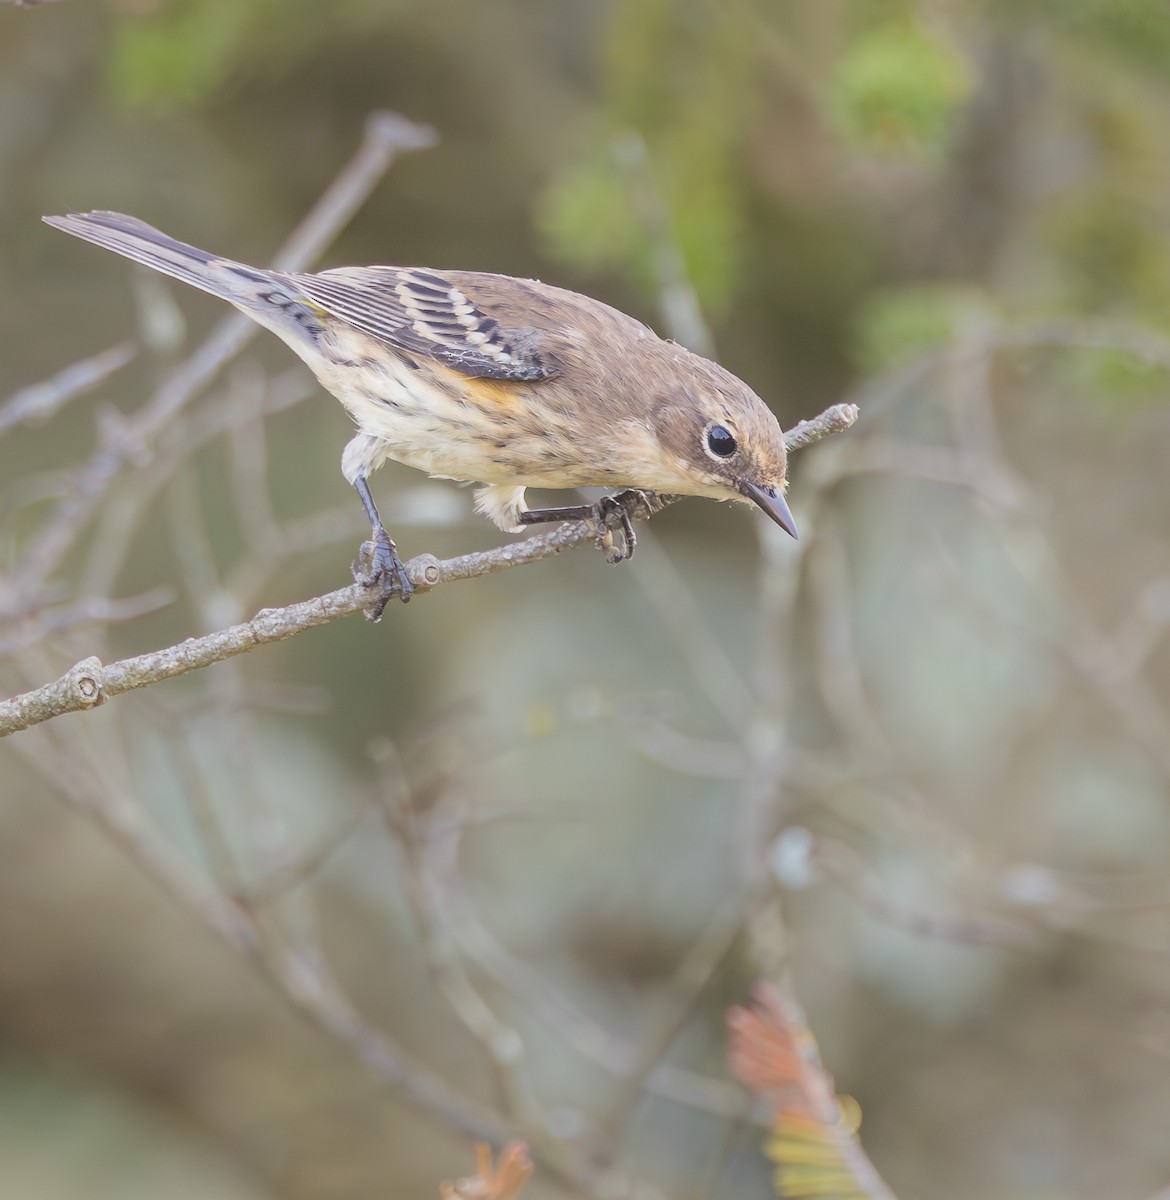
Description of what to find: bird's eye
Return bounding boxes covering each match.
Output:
[706,425,737,457]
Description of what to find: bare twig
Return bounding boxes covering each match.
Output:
[0,403,857,738]
[783,402,860,452]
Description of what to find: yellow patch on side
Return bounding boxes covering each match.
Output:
[460,375,527,413]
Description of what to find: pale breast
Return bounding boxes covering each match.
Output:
[305,325,568,485]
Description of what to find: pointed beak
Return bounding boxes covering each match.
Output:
[740,481,799,540]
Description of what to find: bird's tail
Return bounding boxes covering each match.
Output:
[43,211,289,311]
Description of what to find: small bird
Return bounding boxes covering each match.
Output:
[44,211,797,607]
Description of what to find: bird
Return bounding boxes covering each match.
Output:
[43,211,798,611]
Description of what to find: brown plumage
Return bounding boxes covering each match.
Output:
[43,210,797,604]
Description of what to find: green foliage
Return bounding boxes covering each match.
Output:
[1034,63,1170,325]
[855,281,1170,409]
[828,21,972,159]
[1063,344,1170,410]
[539,0,758,313]
[104,0,1170,402]
[538,135,743,312]
[1046,194,1170,316]
[852,285,989,372]
[106,0,362,111]
[663,153,741,311]
[109,0,262,109]
[538,151,649,280]
[980,0,1170,76]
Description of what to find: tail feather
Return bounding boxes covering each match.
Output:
[42,211,280,308]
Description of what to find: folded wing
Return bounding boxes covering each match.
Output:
[289,266,559,382]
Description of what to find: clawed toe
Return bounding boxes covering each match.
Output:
[353,527,413,620]
[595,496,635,564]
[595,489,657,564]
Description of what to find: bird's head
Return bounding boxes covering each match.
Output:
[644,359,797,539]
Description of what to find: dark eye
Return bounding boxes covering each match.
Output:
[706,425,737,457]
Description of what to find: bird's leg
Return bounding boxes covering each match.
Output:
[516,502,597,524]
[351,475,412,619]
[518,490,659,564]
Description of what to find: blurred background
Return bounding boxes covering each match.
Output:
[4,1,1170,1197]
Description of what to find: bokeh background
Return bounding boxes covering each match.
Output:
[4,2,1170,1198]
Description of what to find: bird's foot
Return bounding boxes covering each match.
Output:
[594,490,659,564]
[353,526,413,621]
[517,490,672,563]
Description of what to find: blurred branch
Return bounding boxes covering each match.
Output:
[596,893,750,1142]
[5,721,516,1150]
[0,587,174,657]
[0,402,858,738]
[812,833,1035,947]
[7,677,630,1197]
[420,795,756,1123]
[386,774,539,1138]
[0,342,135,437]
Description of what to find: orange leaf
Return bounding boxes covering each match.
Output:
[439,1142,533,1200]
[727,983,837,1121]
[728,985,897,1200]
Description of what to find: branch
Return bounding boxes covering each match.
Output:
[0,342,135,438]
[0,402,858,738]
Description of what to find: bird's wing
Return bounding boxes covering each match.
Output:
[287,266,559,381]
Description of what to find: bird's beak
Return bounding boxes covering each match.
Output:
[740,481,799,540]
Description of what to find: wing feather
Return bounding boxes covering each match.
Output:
[287,267,558,382]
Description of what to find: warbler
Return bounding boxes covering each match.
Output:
[44,211,797,603]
